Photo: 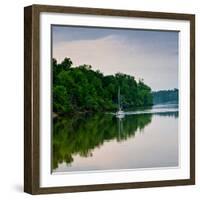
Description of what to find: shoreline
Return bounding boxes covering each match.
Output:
[53,103,179,118]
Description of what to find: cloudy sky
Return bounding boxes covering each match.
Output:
[52,25,179,91]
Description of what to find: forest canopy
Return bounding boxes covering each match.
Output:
[53,57,153,114]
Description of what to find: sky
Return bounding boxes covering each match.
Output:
[52,25,179,91]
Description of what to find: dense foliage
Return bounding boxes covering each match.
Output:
[53,57,153,114]
[152,89,178,104]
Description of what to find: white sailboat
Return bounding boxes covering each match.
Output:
[116,87,125,118]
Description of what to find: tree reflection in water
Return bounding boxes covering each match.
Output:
[155,111,178,118]
[52,113,153,170]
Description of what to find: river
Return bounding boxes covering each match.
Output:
[52,104,179,173]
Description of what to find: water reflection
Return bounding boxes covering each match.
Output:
[53,104,179,172]
[156,111,178,118]
[52,113,152,170]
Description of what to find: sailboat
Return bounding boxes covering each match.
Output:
[116,87,125,118]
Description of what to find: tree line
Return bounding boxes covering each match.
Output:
[152,89,178,104]
[53,57,153,114]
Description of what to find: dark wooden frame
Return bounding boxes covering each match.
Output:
[24,4,195,195]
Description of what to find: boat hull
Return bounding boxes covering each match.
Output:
[116,111,125,119]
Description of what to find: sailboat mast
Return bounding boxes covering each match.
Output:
[118,87,121,110]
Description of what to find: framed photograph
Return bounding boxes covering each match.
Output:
[24,4,195,194]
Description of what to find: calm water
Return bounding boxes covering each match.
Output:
[52,104,179,173]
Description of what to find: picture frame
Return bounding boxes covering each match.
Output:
[24,4,195,194]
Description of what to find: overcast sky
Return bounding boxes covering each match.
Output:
[52,25,179,91]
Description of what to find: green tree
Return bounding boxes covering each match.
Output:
[60,57,73,70]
